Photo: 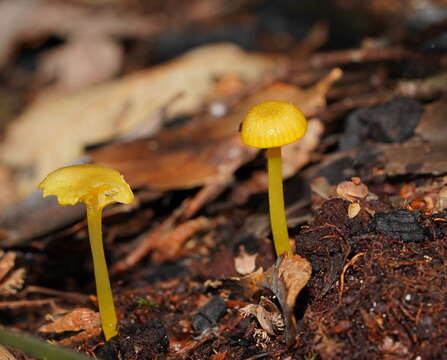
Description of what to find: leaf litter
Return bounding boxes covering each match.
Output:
[1,1,447,359]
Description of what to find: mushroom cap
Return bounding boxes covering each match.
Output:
[240,101,307,148]
[39,164,134,208]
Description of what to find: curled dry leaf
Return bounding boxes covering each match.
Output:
[336,179,368,201]
[38,307,100,333]
[240,296,284,336]
[260,253,312,346]
[0,345,16,360]
[234,246,258,276]
[0,250,25,296]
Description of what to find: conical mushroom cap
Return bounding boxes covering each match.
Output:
[39,164,134,209]
[240,101,307,148]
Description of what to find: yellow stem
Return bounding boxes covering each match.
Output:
[86,205,117,341]
[267,147,293,256]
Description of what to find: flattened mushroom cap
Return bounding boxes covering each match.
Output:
[39,164,134,208]
[240,101,307,148]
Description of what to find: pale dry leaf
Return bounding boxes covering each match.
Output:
[0,0,158,67]
[0,165,18,212]
[234,246,258,276]
[38,307,100,333]
[260,253,312,346]
[0,345,16,360]
[336,180,369,201]
[0,252,15,281]
[38,35,123,92]
[0,251,26,296]
[1,43,282,198]
[0,268,26,296]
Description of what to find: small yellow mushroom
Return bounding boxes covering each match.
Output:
[39,164,134,340]
[240,101,307,256]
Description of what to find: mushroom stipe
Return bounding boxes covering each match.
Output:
[39,164,134,340]
[240,101,307,256]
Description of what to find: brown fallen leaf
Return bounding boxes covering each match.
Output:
[59,327,102,346]
[260,253,312,346]
[373,138,447,178]
[239,267,265,299]
[2,43,282,198]
[37,35,123,92]
[240,296,284,336]
[415,96,447,145]
[38,307,100,333]
[0,345,16,360]
[0,250,25,296]
[91,67,338,194]
[151,217,210,264]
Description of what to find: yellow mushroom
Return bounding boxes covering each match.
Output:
[39,164,134,340]
[240,101,307,256]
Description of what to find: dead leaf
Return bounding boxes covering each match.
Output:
[0,345,16,360]
[282,118,325,178]
[2,43,282,198]
[336,179,368,201]
[0,165,18,212]
[415,96,447,145]
[375,138,447,177]
[151,217,210,264]
[0,251,25,296]
[234,246,258,275]
[0,0,159,67]
[59,327,102,346]
[240,296,284,335]
[239,267,265,299]
[260,253,312,345]
[38,307,100,333]
[37,35,123,91]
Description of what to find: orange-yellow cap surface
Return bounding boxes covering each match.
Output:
[39,164,134,208]
[240,101,307,148]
